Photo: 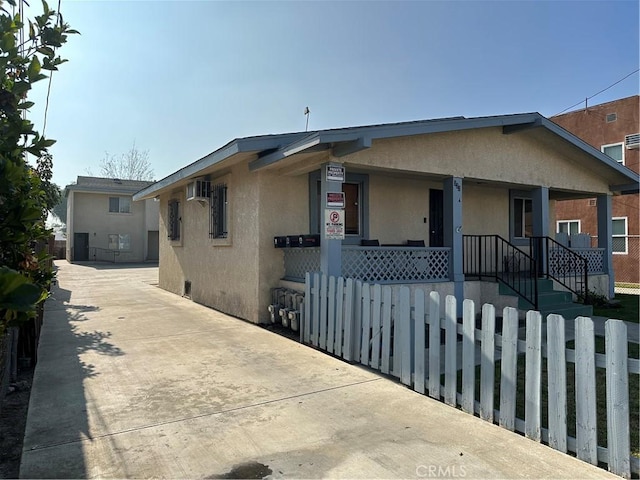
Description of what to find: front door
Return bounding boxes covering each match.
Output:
[73,233,89,261]
[429,189,444,247]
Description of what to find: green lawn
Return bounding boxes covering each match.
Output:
[593,294,639,324]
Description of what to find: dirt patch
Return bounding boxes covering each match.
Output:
[0,367,33,479]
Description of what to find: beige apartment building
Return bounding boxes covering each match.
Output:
[66,176,159,263]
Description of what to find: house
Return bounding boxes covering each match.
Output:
[551,95,639,285]
[133,114,639,324]
[65,176,160,263]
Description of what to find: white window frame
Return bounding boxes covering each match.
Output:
[556,220,581,235]
[601,142,625,165]
[513,197,533,239]
[108,196,132,214]
[612,217,628,255]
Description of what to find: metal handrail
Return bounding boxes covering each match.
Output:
[463,235,538,310]
[90,247,119,263]
[530,236,588,304]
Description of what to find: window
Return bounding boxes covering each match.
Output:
[606,113,617,123]
[513,198,533,239]
[108,196,131,213]
[557,220,580,235]
[601,143,624,165]
[210,182,228,239]
[168,200,180,241]
[107,233,130,251]
[612,217,627,254]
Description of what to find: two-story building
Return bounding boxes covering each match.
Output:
[552,95,639,285]
[65,176,159,263]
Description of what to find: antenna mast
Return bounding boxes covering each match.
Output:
[304,107,310,132]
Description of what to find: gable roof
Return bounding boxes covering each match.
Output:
[66,176,155,196]
[134,113,639,201]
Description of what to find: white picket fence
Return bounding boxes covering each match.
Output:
[302,272,639,478]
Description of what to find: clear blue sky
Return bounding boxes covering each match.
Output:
[26,0,639,187]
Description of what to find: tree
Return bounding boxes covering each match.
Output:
[51,184,66,224]
[99,143,154,180]
[0,0,77,341]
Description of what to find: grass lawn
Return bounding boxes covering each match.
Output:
[593,294,639,324]
[460,338,639,461]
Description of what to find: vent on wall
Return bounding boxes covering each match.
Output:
[186,178,211,201]
[588,198,596,207]
[625,133,639,149]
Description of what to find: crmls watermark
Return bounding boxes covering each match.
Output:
[415,464,467,478]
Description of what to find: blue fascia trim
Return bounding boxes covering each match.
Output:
[133,134,304,201]
[610,183,640,194]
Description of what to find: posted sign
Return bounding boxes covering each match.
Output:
[324,209,345,240]
[326,165,345,183]
[326,191,345,208]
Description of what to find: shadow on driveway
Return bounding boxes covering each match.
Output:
[20,277,124,479]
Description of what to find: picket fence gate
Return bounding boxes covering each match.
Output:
[302,272,639,478]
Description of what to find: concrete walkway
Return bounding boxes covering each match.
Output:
[21,261,617,479]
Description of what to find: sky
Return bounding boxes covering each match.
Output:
[23,0,640,188]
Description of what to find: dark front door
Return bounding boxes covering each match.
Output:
[73,233,89,261]
[429,189,444,247]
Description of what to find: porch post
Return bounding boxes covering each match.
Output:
[532,187,550,237]
[597,194,614,298]
[532,186,550,276]
[443,176,463,311]
[320,163,343,278]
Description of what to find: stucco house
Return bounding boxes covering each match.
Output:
[133,114,639,324]
[66,176,160,263]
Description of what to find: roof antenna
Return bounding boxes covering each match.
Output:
[304,106,310,131]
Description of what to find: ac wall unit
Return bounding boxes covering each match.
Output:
[625,133,639,149]
[186,178,211,201]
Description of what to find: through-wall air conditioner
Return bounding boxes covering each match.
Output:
[186,178,211,201]
[625,133,639,149]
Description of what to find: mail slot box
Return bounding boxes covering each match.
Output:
[299,234,320,247]
[286,235,302,247]
[274,236,287,248]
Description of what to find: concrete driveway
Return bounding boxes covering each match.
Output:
[21,261,615,479]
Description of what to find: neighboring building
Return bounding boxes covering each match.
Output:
[66,176,160,263]
[134,114,638,324]
[552,95,639,284]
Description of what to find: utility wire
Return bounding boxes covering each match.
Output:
[554,69,640,116]
[42,0,62,136]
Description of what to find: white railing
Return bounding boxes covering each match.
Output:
[283,246,450,283]
[303,272,639,478]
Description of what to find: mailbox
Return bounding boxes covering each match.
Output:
[286,235,302,247]
[299,234,320,247]
[274,236,287,248]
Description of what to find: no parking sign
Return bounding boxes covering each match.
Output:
[324,209,345,240]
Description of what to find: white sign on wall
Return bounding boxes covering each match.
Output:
[326,165,345,183]
[324,209,345,240]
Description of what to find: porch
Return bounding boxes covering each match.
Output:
[279,235,607,318]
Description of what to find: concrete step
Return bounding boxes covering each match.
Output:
[497,276,592,320]
[518,290,572,310]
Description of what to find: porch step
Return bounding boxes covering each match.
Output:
[499,278,593,320]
